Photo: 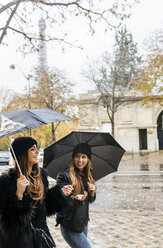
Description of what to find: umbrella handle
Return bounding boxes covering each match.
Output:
[8,137,23,175]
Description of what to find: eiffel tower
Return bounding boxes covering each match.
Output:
[38,16,47,69]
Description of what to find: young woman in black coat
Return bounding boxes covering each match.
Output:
[56,143,96,248]
[0,136,66,248]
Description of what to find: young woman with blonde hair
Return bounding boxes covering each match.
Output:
[56,143,96,248]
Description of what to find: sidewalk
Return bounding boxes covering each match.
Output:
[119,150,163,167]
[48,210,163,248]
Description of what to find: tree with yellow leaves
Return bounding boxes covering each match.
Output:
[1,65,78,146]
[31,66,78,142]
[135,30,163,105]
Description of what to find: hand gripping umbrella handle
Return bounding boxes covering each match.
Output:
[8,137,23,175]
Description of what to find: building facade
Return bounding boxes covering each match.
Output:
[78,90,163,153]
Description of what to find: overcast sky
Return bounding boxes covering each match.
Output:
[0,0,162,96]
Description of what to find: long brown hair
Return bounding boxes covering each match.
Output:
[69,159,96,195]
[15,151,44,203]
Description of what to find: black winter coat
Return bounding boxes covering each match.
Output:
[56,170,96,233]
[0,168,66,248]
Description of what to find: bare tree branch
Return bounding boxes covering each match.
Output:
[0,0,139,50]
[0,0,22,44]
[0,2,15,14]
[4,26,82,49]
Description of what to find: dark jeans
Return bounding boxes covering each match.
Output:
[60,224,92,248]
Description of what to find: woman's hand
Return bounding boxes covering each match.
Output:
[61,185,73,196]
[88,182,96,196]
[75,191,88,201]
[88,183,96,191]
[16,175,30,200]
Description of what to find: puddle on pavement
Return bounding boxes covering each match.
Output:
[160,164,163,171]
[91,164,163,211]
[140,164,149,171]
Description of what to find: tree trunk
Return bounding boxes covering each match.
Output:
[51,122,56,142]
[111,122,114,137]
[111,112,115,137]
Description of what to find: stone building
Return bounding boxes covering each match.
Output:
[78,90,163,153]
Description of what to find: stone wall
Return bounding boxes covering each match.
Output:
[78,90,163,153]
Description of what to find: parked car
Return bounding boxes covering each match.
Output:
[0,165,11,175]
[38,149,44,167]
[0,151,9,165]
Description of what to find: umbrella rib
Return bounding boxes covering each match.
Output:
[74,132,80,143]
[74,132,98,144]
[86,133,99,144]
[28,109,46,124]
[92,152,118,171]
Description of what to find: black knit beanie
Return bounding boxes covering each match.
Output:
[72,143,92,160]
[10,136,37,160]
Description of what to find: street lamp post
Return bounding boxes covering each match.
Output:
[10,64,32,135]
[10,64,31,109]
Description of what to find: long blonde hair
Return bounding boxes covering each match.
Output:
[15,151,44,203]
[69,159,96,195]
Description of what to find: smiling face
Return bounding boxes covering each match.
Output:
[28,144,39,168]
[74,153,88,171]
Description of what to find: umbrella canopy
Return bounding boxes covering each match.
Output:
[0,108,72,175]
[0,108,72,139]
[43,131,125,181]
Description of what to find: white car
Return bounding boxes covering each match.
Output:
[38,149,44,167]
[0,151,9,165]
[0,165,12,175]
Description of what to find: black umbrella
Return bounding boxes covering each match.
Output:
[43,131,125,181]
[0,108,72,174]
